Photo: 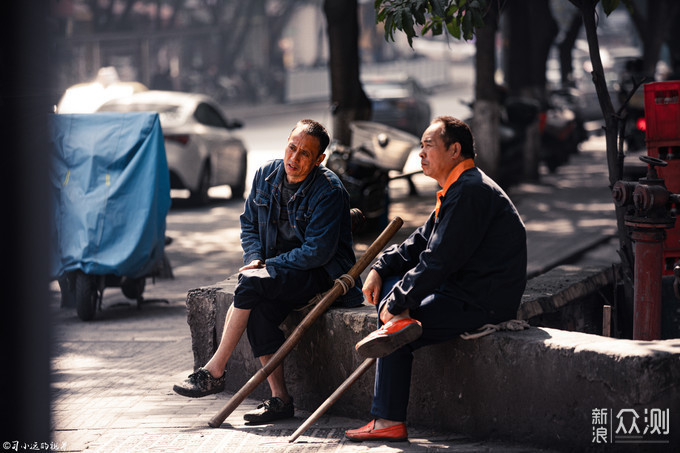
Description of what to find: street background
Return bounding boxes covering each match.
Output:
[47,76,622,451]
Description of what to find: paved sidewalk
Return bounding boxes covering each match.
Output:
[49,132,618,452]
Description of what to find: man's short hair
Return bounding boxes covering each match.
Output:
[292,119,331,157]
[433,116,476,159]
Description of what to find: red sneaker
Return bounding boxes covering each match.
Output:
[345,419,408,442]
[355,317,422,358]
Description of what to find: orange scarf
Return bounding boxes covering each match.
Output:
[434,158,475,221]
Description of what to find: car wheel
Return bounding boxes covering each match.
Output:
[121,276,145,300]
[75,271,98,321]
[230,153,248,199]
[190,163,211,205]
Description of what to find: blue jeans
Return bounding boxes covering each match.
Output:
[370,276,493,422]
[234,266,330,357]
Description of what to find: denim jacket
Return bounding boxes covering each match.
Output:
[240,159,363,307]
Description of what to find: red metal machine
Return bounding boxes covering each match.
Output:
[644,81,680,273]
[612,81,680,340]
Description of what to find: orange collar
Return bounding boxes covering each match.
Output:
[435,158,475,220]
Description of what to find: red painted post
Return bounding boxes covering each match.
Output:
[631,230,664,340]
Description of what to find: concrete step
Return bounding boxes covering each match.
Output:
[185,267,680,449]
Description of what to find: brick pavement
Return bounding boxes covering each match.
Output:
[48,294,548,452]
[47,134,617,452]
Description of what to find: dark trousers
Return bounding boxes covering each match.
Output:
[234,266,330,358]
[370,276,494,422]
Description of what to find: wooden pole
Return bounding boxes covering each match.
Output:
[208,217,403,428]
[289,358,376,443]
[603,304,612,337]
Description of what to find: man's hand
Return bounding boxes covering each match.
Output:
[239,259,264,272]
[362,269,383,306]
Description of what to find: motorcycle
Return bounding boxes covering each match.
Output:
[326,121,419,234]
[540,88,590,173]
[616,57,647,152]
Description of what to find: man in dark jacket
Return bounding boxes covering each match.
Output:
[346,116,527,442]
[174,119,362,424]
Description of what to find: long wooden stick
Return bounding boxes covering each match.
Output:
[208,217,403,428]
[289,358,376,442]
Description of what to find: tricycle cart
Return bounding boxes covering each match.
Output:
[50,112,172,321]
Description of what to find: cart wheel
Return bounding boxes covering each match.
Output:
[57,272,76,308]
[75,271,98,321]
[121,277,145,300]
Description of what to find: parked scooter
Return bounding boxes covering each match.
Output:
[326,121,419,234]
[465,87,586,187]
[616,58,647,152]
[540,88,589,173]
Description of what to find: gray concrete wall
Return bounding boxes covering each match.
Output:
[185,268,680,449]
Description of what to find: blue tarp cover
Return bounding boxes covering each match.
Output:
[50,113,171,279]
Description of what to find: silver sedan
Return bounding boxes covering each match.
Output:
[98,90,248,203]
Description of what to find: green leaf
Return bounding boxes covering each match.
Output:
[462,9,473,40]
[402,9,416,39]
[384,15,394,42]
[432,21,443,36]
[414,4,427,24]
[431,0,446,17]
[447,15,461,39]
[394,7,403,31]
[446,3,459,16]
[601,0,620,15]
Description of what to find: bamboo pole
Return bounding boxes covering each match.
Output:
[208,217,403,428]
[289,358,376,442]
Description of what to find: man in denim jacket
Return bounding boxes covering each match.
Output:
[174,119,362,424]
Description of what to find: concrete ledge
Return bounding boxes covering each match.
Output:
[184,268,680,449]
[520,265,617,320]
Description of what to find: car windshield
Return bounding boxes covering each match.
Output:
[98,102,186,127]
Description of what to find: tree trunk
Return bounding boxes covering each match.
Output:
[503,0,558,181]
[629,0,680,79]
[665,7,680,77]
[576,0,634,334]
[323,0,371,145]
[473,4,500,181]
[504,0,557,95]
[558,11,582,88]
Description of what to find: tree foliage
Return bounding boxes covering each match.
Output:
[374,0,487,45]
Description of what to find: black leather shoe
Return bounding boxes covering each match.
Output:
[172,368,225,398]
[243,397,294,424]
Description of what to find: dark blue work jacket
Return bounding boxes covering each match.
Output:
[373,166,527,320]
[240,159,363,307]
